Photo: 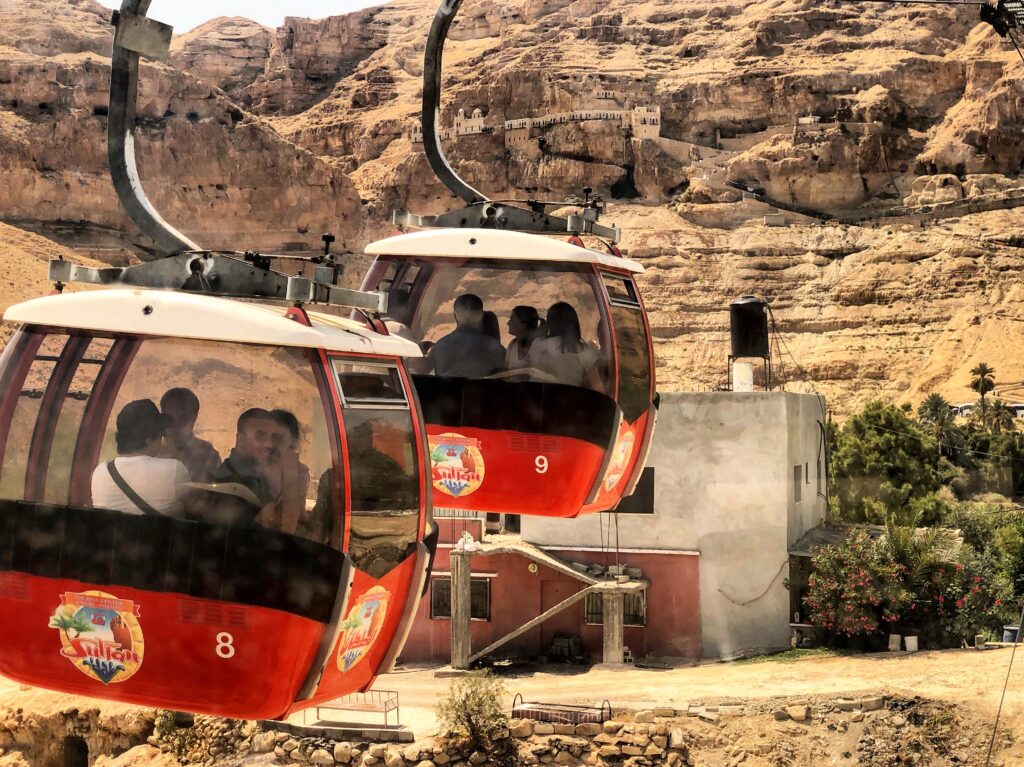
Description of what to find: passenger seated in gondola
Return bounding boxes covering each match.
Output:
[383,289,419,343]
[159,387,221,482]
[91,399,189,516]
[527,302,605,392]
[264,408,311,534]
[482,311,501,344]
[212,408,276,508]
[426,293,504,378]
[505,305,541,372]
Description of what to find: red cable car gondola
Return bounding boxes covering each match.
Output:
[0,290,434,719]
[361,229,657,518]
[0,0,438,719]
[369,0,659,518]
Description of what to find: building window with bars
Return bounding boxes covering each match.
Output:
[584,591,647,627]
[429,577,491,621]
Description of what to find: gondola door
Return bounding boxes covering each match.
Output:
[296,356,432,708]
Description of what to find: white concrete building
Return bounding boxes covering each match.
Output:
[522,391,827,659]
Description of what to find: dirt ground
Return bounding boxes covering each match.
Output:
[384,647,1024,736]
[4,648,1024,765]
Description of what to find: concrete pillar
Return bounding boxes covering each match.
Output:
[602,591,625,664]
[450,550,472,670]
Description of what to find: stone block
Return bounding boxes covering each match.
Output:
[593,734,616,744]
[837,698,857,712]
[368,744,388,759]
[575,723,602,737]
[434,753,451,765]
[274,747,288,760]
[534,723,555,736]
[598,746,621,758]
[282,739,300,753]
[511,720,535,738]
[644,744,665,757]
[686,706,702,717]
[653,707,675,718]
[603,721,624,734]
[634,711,655,724]
[469,751,487,765]
[668,729,685,749]
[334,743,353,763]
[773,710,790,721]
[554,751,577,765]
[861,696,885,712]
[698,712,720,724]
[621,745,643,756]
[554,724,576,735]
[404,745,423,762]
[785,706,809,722]
[252,732,277,753]
[416,762,436,767]
[309,749,334,765]
[652,736,667,748]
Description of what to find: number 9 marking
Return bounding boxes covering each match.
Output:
[535,455,549,474]
[216,632,236,659]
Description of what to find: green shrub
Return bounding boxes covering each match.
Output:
[435,671,509,750]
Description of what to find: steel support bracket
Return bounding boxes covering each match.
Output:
[394,203,621,243]
[112,10,172,61]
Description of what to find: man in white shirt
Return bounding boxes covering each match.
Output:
[92,399,189,516]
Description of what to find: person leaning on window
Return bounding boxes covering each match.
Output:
[91,399,189,516]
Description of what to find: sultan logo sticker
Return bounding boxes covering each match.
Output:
[429,432,485,497]
[336,586,390,673]
[49,591,144,685]
[603,428,636,491]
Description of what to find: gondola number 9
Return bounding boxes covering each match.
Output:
[535,456,549,474]
[216,632,236,659]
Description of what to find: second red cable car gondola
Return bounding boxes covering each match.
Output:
[361,229,656,518]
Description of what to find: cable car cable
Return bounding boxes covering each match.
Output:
[983,598,1024,767]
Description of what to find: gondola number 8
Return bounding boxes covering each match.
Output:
[216,632,236,659]
[535,456,548,474]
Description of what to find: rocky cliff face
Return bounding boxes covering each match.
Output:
[169,17,272,98]
[0,0,364,255]
[2,0,1024,413]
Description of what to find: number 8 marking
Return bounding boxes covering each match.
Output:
[216,632,235,659]
[535,455,549,474]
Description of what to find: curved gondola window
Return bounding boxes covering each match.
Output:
[92,338,339,547]
[602,273,652,423]
[370,258,611,393]
[335,361,420,578]
[0,332,67,500]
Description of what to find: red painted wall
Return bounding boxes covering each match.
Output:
[400,544,701,663]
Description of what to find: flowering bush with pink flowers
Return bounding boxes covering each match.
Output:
[925,549,1013,644]
[804,531,912,638]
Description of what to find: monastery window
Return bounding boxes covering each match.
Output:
[584,590,647,627]
[430,576,491,621]
[793,464,802,503]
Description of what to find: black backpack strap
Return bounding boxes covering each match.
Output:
[106,460,160,516]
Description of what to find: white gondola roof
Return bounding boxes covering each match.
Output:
[365,229,644,273]
[2,289,421,358]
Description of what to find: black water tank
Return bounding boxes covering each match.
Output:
[730,296,769,358]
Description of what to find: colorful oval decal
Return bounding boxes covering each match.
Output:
[49,590,144,685]
[336,586,391,673]
[429,432,485,497]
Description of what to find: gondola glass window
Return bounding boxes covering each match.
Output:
[601,273,652,423]
[377,260,612,393]
[334,361,420,578]
[0,330,339,547]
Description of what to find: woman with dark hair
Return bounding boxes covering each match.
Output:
[266,408,310,534]
[482,311,502,344]
[505,305,541,371]
[91,399,188,516]
[528,302,605,392]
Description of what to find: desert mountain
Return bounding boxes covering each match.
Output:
[1,0,1024,412]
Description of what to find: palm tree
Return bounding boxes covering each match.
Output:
[883,507,959,602]
[48,610,94,643]
[917,393,958,457]
[987,398,1017,434]
[970,363,996,421]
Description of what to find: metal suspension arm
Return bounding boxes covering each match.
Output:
[421,0,487,205]
[108,0,201,256]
